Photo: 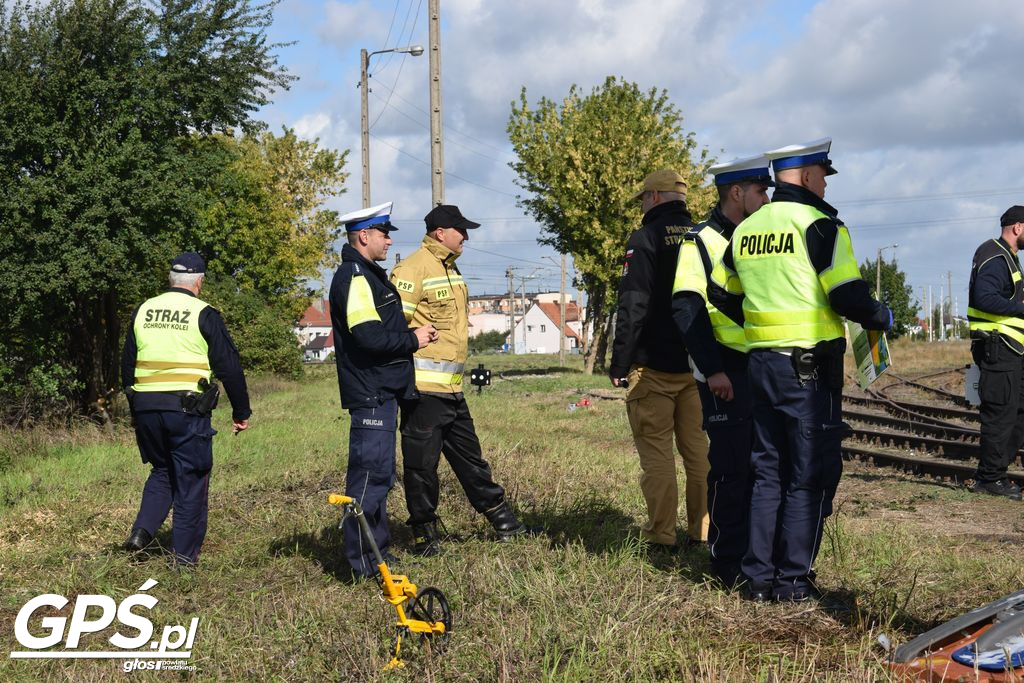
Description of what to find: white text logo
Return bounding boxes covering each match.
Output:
[9,579,199,662]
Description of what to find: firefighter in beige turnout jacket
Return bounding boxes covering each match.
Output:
[391,204,527,556]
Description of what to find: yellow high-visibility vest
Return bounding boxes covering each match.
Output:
[132,291,211,392]
[731,202,856,348]
[968,238,1024,354]
[673,226,747,353]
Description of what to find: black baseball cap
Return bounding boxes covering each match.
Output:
[1000,205,1024,226]
[171,252,206,274]
[424,204,480,231]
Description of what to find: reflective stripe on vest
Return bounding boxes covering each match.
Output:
[673,226,747,352]
[732,202,847,348]
[347,275,381,330]
[968,240,1024,354]
[133,291,211,392]
[967,307,1024,348]
[413,358,465,386]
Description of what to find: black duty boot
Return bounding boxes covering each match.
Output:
[123,528,153,552]
[971,478,1022,501]
[484,502,527,541]
[411,521,443,557]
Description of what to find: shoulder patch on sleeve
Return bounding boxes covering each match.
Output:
[394,278,415,293]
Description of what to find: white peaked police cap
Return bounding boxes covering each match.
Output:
[708,154,775,186]
[341,201,395,232]
[765,138,837,176]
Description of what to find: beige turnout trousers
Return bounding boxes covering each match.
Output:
[626,366,710,544]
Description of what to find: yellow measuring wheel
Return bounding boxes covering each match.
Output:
[327,494,451,669]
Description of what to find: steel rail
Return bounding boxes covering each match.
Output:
[841,444,1024,485]
[846,428,980,460]
[843,409,980,443]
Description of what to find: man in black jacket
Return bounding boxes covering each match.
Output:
[967,206,1024,500]
[609,169,710,551]
[329,202,436,578]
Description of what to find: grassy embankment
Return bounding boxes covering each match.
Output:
[2,343,1023,681]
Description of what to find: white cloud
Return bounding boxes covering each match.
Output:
[261,0,1024,298]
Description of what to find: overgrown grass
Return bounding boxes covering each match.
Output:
[2,347,1021,681]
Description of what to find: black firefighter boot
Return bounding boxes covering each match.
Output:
[411,521,443,557]
[484,502,527,541]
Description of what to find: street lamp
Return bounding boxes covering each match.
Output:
[359,44,424,207]
[876,243,898,301]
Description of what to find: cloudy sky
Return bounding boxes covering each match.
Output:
[260,0,1024,314]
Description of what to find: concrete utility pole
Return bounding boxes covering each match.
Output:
[947,270,954,338]
[928,285,933,342]
[506,268,516,354]
[876,243,898,300]
[939,285,945,341]
[360,48,370,208]
[520,277,528,350]
[559,253,567,367]
[920,286,926,341]
[428,0,444,206]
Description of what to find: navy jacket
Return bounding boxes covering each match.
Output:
[329,244,418,409]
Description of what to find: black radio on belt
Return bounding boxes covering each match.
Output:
[470,363,491,394]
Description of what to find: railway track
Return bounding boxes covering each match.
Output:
[589,364,1001,485]
[842,444,1024,487]
[841,366,1024,482]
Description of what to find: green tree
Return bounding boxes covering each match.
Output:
[859,258,918,339]
[508,76,714,373]
[191,128,348,318]
[0,0,292,418]
[194,128,349,377]
[469,329,509,355]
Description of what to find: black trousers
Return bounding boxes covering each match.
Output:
[973,338,1024,483]
[400,393,506,525]
[741,351,844,599]
[696,360,753,585]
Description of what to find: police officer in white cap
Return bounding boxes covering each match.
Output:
[720,139,891,601]
[671,154,773,587]
[329,202,437,578]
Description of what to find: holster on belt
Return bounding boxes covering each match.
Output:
[790,339,846,389]
[182,378,220,417]
[814,338,847,390]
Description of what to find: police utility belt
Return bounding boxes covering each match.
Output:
[769,339,846,389]
[181,378,220,416]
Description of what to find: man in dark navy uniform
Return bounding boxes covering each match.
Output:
[121,252,251,566]
[721,139,891,601]
[671,154,773,587]
[967,206,1024,500]
[329,202,437,578]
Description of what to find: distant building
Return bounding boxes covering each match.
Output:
[506,300,582,354]
[295,299,331,346]
[468,313,510,336]
[304,330,335,362]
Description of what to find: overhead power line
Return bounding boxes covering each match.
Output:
[369,0,424,131]
[369,89,507,163]
[368,133,516,197]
